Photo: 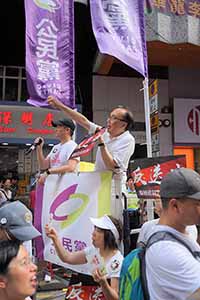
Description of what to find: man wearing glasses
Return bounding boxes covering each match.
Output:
[47,96,135,219]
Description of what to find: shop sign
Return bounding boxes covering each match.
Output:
[174,98,200,144]
[0,105,67,140]
[151,0,200,19]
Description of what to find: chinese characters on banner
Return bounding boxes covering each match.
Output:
[24,0,75,108]
[150,0,200,18]
[90,0,148,77]
[65,285,105,300]
[130,155,186,199]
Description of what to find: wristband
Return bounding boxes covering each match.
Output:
[98,143,105,147]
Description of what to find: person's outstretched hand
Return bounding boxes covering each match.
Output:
[47,96,63,109]
[45,224,58,242]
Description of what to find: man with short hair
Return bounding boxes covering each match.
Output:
[35,117,79,184]
[126,176,135,193]
[145,168,200,300]
[47,96,135,219]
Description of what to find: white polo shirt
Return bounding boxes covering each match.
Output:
[88,122,135,175]
[89,122,135,219]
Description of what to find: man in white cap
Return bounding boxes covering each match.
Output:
[145,168,200,300]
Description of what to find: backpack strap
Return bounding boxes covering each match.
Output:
[146,230,200,259]
[139,230,200,300]
[139,247,150,300]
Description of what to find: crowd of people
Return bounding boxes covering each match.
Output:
[1,97,200,300]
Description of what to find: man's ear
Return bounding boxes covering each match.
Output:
[121,122,127,130]
[169,198,180,212]
[0,275,7,288]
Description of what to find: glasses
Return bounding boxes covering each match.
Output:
[18,256,34,267]
[108,115,127,122]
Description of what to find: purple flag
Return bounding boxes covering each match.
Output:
[90,0,148,77]
[24,0,75,108]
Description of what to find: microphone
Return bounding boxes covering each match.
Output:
[25,138,43,155]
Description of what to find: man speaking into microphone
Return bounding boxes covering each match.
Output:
[34,118,79,185]
[47,96,135,220]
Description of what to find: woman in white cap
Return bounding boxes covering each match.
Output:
[45,215,123,300]
[0,240,38,300]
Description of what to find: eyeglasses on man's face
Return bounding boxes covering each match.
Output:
[108,115,127,122]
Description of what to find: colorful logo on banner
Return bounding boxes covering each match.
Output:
[49,184,89,229]
[130,155,186,199]
[34,172,112,264]
[33,0,61,12]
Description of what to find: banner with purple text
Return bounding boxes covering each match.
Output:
[25,0,75,108]
[90,0,148,77]
[35,171,112,274]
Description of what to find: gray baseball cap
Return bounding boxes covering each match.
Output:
[160,168,200,200]
[51,118,75,133]
[0,201,41,241]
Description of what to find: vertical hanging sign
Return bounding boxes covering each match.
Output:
[149,80,159,156]
[24,0,75,108]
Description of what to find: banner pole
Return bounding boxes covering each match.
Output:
[143,77,152,158]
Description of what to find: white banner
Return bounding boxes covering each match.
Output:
[174,98,200,144]
[35,171,112,274]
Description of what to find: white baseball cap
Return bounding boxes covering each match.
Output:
[90,215,120,244]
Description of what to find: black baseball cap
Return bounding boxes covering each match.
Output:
[51,118,75,133]
[160,168,200,200]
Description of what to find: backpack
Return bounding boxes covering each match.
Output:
[119,230,200,300]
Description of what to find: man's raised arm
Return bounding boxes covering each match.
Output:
[47,96,90,131]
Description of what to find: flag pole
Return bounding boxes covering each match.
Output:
[143,77,152,158]
[143,77,154,221]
